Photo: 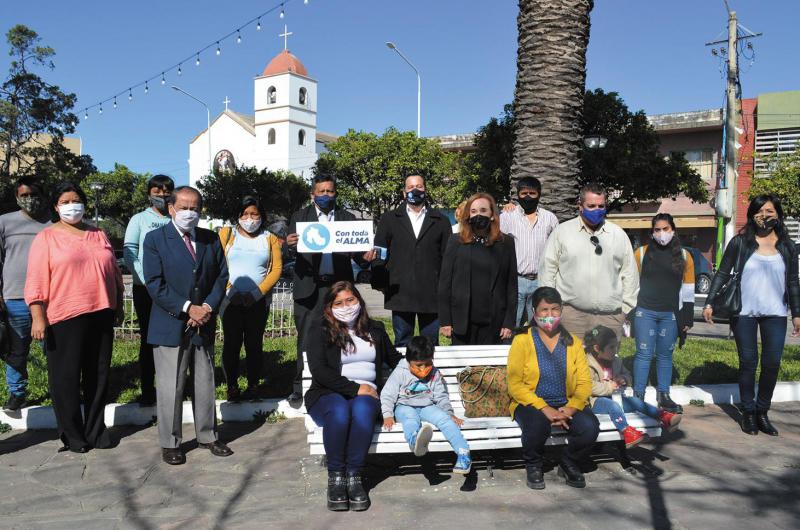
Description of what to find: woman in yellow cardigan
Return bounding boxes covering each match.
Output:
[219,196,282,401]
[508,286,599,490]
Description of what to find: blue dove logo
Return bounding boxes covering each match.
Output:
[302,223,330,251]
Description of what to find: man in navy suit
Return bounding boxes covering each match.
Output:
[143,186,232,465]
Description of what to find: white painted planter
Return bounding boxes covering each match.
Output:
[2,382,799,431]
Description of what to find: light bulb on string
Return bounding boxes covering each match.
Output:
[128,89,133,101]
[113,97,117,108]
[99,105,103,115]
[144,82,149,94]
[84,110,89,120]
[161,73,166,85]
[216,42,221,55]
[304,0,308,4]
[257,18,262,30]
[237,31,242,44]
[196,53,201,66]
[178,64,182,76]
[280,5,285,18]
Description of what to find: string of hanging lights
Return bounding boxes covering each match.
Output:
[78,0,309,123]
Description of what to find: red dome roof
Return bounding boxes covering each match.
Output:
[262,50,308,77]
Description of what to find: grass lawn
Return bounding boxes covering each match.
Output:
[2,321,799,407]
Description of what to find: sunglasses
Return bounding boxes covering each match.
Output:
[590,235,603,255]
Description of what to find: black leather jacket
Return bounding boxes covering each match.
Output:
[706,234,800,318]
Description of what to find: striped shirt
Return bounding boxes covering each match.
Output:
[499,205,559,275]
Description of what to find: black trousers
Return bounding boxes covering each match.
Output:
[292,285,330,393]
[132,285,155,397]
[45,309,114,450]
[451,323,500,346]
[513,404,600,468]
[222,297,269,389]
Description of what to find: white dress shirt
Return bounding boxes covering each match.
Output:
[406,204,427,238]
[172,221,210,314]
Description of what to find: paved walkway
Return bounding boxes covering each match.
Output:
[0,402,798,529]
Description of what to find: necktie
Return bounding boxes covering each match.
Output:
[183,232,196,261]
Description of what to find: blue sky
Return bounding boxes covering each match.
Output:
[3,0,799,184]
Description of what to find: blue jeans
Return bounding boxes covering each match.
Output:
[592,395,660,432]
[731,316,787,413]
[394,404,469,454]
[4,299,33,397]
[391,312,439,348]
[515,277,539,327]
[308,393,380,473]
[633,307,679,393]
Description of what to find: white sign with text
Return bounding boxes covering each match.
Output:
[296,220,374,253]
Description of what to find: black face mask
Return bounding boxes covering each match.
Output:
[468,214,491,231]
[150,196,169,215]
[762,217,779,231]
[406,188,426,206]
[518,196,539,215]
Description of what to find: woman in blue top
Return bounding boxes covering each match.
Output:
[219,196,282,401]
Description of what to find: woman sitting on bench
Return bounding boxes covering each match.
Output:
[507,286,600,490]
[304,281,402,512]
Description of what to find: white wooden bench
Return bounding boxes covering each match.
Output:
[303,345,661,458]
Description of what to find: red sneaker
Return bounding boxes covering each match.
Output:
[622,425,645,449]
[659,410,682,433]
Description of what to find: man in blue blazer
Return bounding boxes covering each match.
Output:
[143,186,232,465]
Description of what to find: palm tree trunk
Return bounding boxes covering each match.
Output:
[512,0,594,221]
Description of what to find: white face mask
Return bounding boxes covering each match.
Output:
[58,203,85,224]
[173,209,200,232]
[332,302,361,325]
[239,218,262,234]
[653,231,674,246]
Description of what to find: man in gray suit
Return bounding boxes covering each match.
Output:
[142,186,232,465]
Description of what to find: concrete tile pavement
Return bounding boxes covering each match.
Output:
[0,403,798,529]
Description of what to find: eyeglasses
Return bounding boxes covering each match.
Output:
[590,236,603,255]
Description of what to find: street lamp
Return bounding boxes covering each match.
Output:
[90,182,102,226]
[386,42,421,137]
[584,134,608,149]
[171,86,212,178]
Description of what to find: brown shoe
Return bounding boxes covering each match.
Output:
[198,441,233,457]
[162,448,186,465]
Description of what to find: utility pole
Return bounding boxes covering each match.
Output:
[723,10,738,247]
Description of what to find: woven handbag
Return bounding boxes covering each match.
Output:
[456,366,511,418]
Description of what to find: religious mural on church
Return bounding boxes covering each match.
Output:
[213,150,236,175]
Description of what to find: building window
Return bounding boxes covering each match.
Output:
[298,129,306,146]
[299,87,307,105]
[267,86,277,104]
[268,128,276,145]
[673,149,715,180]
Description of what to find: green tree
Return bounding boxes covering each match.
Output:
[0,25,91,208]
[198,165,309,223]
[84,164,150,230]
[462,104,515,203]
[314,127,466,221]
[748,146,800,217]
[468,89,708,210]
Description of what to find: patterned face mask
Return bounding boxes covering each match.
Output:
[17,195,43,213]
[409,363,433,380]
[534,315,560,333]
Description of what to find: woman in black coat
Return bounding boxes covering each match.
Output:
[438,192,518,345]
[304,281,402,512]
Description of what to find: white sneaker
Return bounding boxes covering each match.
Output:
[413,422,434,457]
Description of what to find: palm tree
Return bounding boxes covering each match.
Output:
[512,0,594,221]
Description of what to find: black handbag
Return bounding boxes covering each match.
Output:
[712,241,745,319]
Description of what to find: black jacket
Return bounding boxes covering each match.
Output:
[707,234,800,318]
[371,204,452,313]
[288,205,362,301]
[438,233,518,335]
[303,318,403,412]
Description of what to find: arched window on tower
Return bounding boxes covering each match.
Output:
[298,129,306,146]
[268,128,276,145]
[267,86,277,104]
[299,87,307,106]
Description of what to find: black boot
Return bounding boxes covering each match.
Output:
[756,412,779,436]
[557,461,586,488]
[525,466,545,490]
[657,392,683,413]
[346,471,370,511]
[740,412,758,435]
[327,471,349,511]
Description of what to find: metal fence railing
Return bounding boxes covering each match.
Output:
[114,280,296,340]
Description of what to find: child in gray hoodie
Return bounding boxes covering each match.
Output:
[380,336,471,474]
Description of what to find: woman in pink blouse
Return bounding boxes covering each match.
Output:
[25,182,123,453]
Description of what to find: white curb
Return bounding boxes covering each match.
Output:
[2,382,799,431]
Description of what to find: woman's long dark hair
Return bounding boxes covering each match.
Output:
[649,213,684,276]
[322,281,373,352]
[741,194,792,246]
[530,286,573,346]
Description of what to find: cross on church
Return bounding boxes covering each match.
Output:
[279,24,293,51]
[223,96,231,111]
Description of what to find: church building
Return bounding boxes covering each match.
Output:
[188,29,336,187]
